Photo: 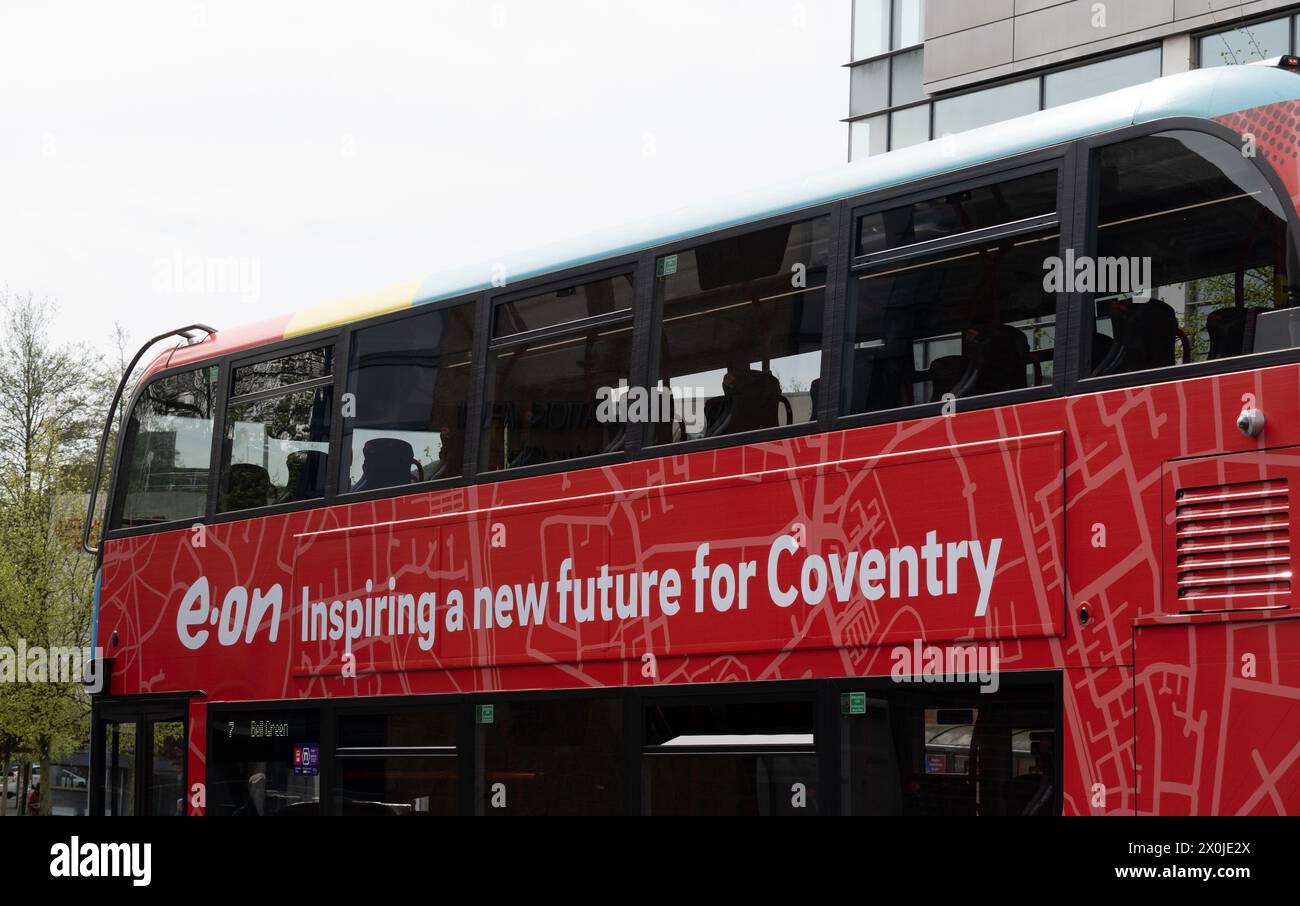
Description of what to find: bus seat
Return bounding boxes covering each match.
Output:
[928,354,968,399]
[1092,299,1179,375]
[226,463,273,510]
[705,367,784,436]
[851,342,914,412]
[950,323,1030,397]
[352,437,420,492]
[1206,306,1259,359]
[283,449,327,502]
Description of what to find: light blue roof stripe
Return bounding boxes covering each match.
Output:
[413,65,1300,307]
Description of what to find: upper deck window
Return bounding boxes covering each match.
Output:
[220,346,334,512]
[110,366,217,529]
[651,216,830,443]
[341,302,475,493]
[856,169,1057,257]
[845,169,1061,415]
[1086,130,1296,378]
[482,274,634,472]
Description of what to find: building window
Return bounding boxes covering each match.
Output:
[1198,16,1292,67]
[847,0,928,157]
[850,115,888,161]
[110,366,217,529]
[892,0,923,48]
[933,79,1038,137]
[1043,47,1161,108]
[1086,130,1296,377]
[340,302,474,493]
[852,0,891,61]
[889,103,930,150]
[851,46,1163,161]
[889,48,925,107]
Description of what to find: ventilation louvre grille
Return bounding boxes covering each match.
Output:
[1174,478,1291,609]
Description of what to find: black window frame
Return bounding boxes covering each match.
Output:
[835,151,1075,430]
[1068,117,1300,395]
[643,203,846,456]
[215,335,341,515]
[197,670,1062,816]
[334,295,481,500]
[98,117,1300,542]
[477,260,642,480]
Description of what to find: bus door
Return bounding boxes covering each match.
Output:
[91,699,187,816]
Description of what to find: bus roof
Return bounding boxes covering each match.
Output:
[157,62,1300,375]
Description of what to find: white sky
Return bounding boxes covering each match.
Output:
[0,0,848,352]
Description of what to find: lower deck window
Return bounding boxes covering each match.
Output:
[839,683,1056,816]
[208,710,321,816]
[196,678,1059,815]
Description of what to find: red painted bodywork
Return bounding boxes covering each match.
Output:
[98,102,1300,816]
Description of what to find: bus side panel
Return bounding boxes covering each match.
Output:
[1062,665,1135,815]
[1135,619,1300,815]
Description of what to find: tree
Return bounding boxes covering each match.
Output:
[0,290,105,815]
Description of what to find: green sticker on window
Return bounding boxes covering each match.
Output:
[841,692,867,716]
[657,254,678,277]
[477,704,495,724]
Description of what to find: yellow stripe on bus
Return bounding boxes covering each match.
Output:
[282,279,422,337]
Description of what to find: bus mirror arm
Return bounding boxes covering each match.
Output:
[81,324,218,556]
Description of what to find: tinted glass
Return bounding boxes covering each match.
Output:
[232,347,332,397]
[493,274,632,337]
[222,385,332,510]
[335,710,458,816]
[208,710,321,816]
[840,685,1056,816]
[933,79,1038,136]
[1043,48,1160,108]
[1089,131,1295,377]
[846,232,1059,413]
[1199,17,1290,67]
[101,720,136,816]
[111,366,217,529]
[643,700,817,816]
[482,324,632,471]
[478,698,623,815]
[342,303,475,492]
[651,217,829,443]
[857,169,1057,256]
[148,721,185,817]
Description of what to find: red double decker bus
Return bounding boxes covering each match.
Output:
[85,61,1300,816]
